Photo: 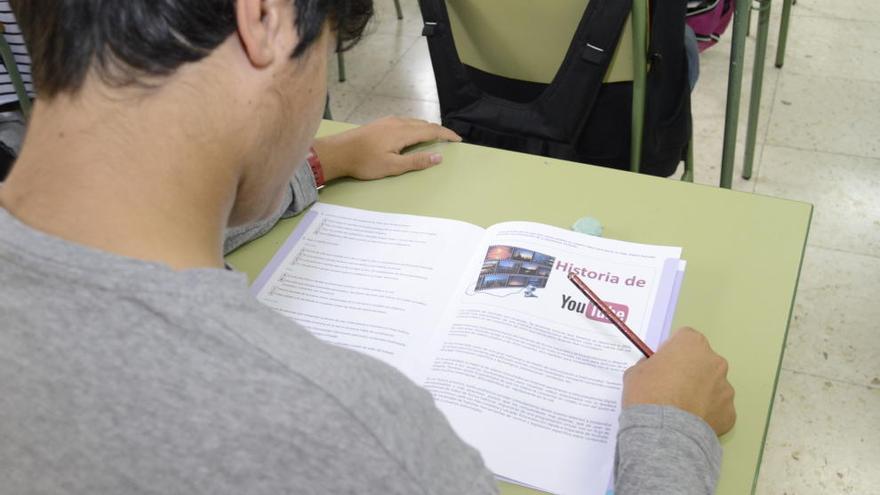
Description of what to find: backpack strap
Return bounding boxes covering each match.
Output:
[418,0,482,117]
[419,0,632,141]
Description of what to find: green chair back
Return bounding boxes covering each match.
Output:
[445,0,636,84]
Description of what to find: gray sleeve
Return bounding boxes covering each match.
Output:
[614,404,722,495]
[223,162,318,254]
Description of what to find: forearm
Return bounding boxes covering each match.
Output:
[222,117,461,254]
[223,162,318,254]
[615,405,722,495]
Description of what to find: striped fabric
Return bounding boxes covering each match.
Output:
[0,1,34,106]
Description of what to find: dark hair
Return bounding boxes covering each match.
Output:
[11,0,373,98]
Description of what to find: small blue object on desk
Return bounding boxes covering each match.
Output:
[572,216,603,237]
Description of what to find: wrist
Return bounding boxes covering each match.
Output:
[306,147,325,189]
[311,134,350,183]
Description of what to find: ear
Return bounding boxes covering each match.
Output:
[236,0,285,68]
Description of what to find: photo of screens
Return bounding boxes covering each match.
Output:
[476,246,556,291]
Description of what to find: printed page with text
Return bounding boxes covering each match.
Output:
[414,222,683,495]
[252,203,483,381]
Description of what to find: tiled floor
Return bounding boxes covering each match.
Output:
[330,0,880,493]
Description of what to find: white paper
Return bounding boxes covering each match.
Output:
[253,203,483,379]
[415,222,682,495]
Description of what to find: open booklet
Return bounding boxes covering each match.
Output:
[251,203,686,495]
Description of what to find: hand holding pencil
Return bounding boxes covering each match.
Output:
[567,272,736,437]
[622,328,737,437]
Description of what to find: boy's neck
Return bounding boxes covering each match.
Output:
[0,85,243,270]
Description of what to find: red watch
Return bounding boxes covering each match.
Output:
[307,146,325,190]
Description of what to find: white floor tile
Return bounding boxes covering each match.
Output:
[692,37,780,143]
[370,0,424,37]
[328,32,419,95]
[755,369,880,494]
[781,247,880,387]
[756,145,880,256]
[787,0,880,22]
[346,95,441,125]
[325,89,368,122]
[778,16,880,82]
[373,37,438,102]
[766,73,880,158]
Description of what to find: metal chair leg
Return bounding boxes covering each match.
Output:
[775,0,794,68]
[747,3,752,37]
[337,48,346,83]
[743,0,772,180]
[682,136,695,182]
[323,93,333,120]
[720,0,752,188]
[393,0,404,20]
[630,0,648,174]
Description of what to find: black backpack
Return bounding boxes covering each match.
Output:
[418,0,691,177]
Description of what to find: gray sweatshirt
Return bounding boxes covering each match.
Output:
[0,164,721,494]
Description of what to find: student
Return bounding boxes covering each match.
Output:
[0,1,735,494]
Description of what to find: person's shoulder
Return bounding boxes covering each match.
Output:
[215,300,496,494]
[223,298,456,438]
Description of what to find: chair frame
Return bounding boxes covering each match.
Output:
[631,0,694,181]
[0,23,31,119]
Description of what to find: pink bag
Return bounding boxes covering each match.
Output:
[686,0,736,52]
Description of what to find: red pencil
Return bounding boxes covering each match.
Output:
[567,272,654,358]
